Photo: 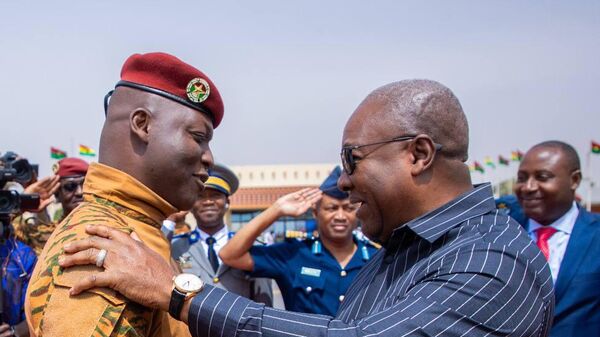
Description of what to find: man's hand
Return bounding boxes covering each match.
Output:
[23,175,60,212]
[0,323,14,337]
[274,188,322,217]
[166,210,188,223]
[58,225,175,312]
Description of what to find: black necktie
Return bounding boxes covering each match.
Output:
[206,236,219,272]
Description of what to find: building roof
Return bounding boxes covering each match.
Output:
[230,185,316,211]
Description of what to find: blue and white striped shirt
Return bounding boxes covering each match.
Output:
[188,183,554,337]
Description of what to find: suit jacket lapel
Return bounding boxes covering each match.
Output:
[554,209,599,302]
[188,242,215,276]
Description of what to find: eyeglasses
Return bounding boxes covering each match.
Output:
[61,179,84,193]
[340,135,442,175]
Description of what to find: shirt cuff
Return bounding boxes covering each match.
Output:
[162,219,176,231]
[188,285,262,337]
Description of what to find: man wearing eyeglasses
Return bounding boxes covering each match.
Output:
[57,79,554,336]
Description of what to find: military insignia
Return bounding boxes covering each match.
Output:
[178,255,193,270]
[186,78,210,103]
[52,162,60,174]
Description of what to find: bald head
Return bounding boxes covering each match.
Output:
[365,79,469,161]
[529,140,580,172]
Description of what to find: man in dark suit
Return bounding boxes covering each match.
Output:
[515,140,600,337]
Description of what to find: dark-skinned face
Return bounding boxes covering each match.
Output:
[337,98,415,243]
[142,101,214,211]
[515,147,581,225]
[315,194,358,243]
[57,175,85,216]
[191,188,228,231]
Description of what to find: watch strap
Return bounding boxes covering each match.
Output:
[169,287,186,320]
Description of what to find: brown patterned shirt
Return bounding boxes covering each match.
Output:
[25,163,191,337]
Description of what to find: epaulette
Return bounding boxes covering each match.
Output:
[173,229,201,245]
[285,230,318,241]
[354,233,382,250]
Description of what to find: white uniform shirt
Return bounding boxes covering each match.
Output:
[197,226,229,265]
[528,202,579,283]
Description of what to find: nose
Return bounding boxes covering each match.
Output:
[333,208,347,221]
[75,183,84,196]
[337,171,353,192]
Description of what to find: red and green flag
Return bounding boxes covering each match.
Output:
[79,144,96,157]
[511,150,523,162]
[50,147,67,159]
[498,155,510,166]
[473,161,485,174]
[484,156,496,169]
[592,140,600,154]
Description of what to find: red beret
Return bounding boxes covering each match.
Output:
[116,52,224,128]
[54,158,89,178]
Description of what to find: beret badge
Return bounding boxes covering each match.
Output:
[186,78,210,103]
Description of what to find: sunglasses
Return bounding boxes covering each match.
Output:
[340,135,442,175]
[61,179,84,193]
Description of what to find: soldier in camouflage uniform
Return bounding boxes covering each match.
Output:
[25,52,225,337]
[13,158,88,255]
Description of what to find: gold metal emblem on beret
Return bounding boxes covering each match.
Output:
[186,78,210,103]
[52,162,60,174]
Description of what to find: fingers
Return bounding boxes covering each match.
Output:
[69,273,112,296]
[59,248,102,268]
[130,231,142,242]
[85,224,134,244]
[63,234,113,253]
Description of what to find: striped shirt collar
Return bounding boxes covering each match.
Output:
[390,183,496,244]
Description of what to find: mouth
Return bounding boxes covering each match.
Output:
[331,223,350,232]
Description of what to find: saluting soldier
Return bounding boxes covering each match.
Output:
[171,164,273,306]
[220,166,379,316]
[13,157,88,255]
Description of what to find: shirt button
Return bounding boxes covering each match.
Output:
[339,295,345,302]
[213,277,220,283]
[305,286,312,293]
[340,270,347,277]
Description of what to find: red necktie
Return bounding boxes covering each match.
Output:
[536,227,557,260]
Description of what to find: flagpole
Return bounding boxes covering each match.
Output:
[587,150,593,211]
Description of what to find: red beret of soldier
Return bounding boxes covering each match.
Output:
[54,158,89,178]
[110,52,224,128]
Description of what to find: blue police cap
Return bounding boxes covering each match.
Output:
[495,194,527,226]
[319,166,348,199]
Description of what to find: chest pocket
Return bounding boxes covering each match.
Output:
[292,271,326,295]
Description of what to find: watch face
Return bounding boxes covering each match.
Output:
[175,273,204,292]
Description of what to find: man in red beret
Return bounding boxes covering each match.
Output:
[25,52,223,337]
[12,157,88,255]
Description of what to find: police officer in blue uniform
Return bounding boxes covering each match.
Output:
[220,166,379,316]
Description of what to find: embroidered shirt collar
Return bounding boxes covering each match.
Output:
[390,183,496,244]
[83,163,177,228]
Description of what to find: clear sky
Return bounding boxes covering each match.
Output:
[1,1,599,188]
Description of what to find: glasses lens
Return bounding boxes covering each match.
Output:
[341,148,354,175]
[62,181,82,192]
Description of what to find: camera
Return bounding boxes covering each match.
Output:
[0,151,37,186]
[0,151,40,216]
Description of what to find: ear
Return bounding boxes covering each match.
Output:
[409,135,437,176]
[225,197,230,209]
[570,169,582,191]
[130,108,153,143]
